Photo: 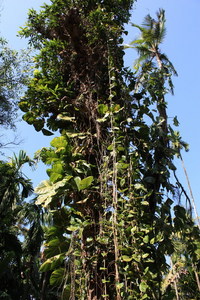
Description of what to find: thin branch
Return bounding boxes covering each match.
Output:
[180,154,200,229]
[173,170,192,212]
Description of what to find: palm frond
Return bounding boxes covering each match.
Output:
[128,38,146,46]
[159,53,178,76]
[154,21,166,45]
[10,150,35,170]
[154,9,166,44]
[157,8,165,24]
[134,44,152,56]
[134,53,153,72]
[131,23,155,45]
[130,10,167,55]
[128,8,177,99]
[131,23,148,34]
[18,177,34,198]
[142,14,154,29]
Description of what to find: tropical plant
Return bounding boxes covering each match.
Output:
[18,1,200,299]
[0,151,43,299]
[127,10,200,299]
[0,37,32,150]
[0,39,24,128]
[126,9,178,140]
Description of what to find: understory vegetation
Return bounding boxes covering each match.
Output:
[0,0,200,299]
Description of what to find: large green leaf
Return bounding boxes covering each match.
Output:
[57,114,75,122]
[121,255,132,262]
[50,268,65,286]
[65,131,87,139]
[33,119,44,131]
[97,112,110,123]
[98,104,108,115]
[74,176,94,191]
[50,136,68,149]
[48,162,64,182]
[35,176,72,207]
[139,281,148,293]
[39,253,64,272]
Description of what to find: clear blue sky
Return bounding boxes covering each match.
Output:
[1,0,200,215]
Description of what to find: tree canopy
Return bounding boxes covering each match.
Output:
[0,39,30,130]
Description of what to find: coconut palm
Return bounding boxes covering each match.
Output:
[127,9,177,137]
[127,11,200,298]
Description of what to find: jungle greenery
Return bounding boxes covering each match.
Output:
[0,40,24,130]
[0,38,31,150]
[0,150,43,299]
[1,0,200,299]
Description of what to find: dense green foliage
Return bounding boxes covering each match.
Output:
[0,0,199,299]
[0,39,30,130]
[0,151,43,299]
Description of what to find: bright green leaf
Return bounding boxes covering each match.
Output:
[121,255,132,262]
[51,136,68,149]
[98,104,108,115]
[57,114,75,122]
[139,281,148,293]
[116,282,124,289]
[143,235,149,243]
[74,176,94,191]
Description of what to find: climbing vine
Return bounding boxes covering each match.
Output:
[19,1,200,299]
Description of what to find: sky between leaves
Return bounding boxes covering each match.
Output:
[1,0,200,215]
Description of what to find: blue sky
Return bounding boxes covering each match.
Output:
[1,0,200,215]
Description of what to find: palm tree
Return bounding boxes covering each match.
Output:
[126,9,177,138]
[127,12,200,298]
[0,150,34,213]
[0,150,42,299]
[125,9,180,218]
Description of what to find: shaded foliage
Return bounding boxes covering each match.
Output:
[0,151,43,299]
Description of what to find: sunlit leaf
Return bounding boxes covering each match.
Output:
[50,136,68,149]
[98,104,108,115]
[35,177,72,206]
[143,235,149,243]
[139,281,148,293]
[57,114,75,122]
[121,255,132,262]
[39,254,64,272]
[74,176,94,191]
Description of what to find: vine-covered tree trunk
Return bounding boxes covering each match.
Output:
[19,1,200,299]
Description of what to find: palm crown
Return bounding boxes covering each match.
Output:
[127,9,177,94]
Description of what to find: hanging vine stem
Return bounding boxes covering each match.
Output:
[107,36,121,300]
[69,232,76,300]
[193,263,200,293]
[102,158,110,300]
[173,170,192,212]
[112,132,121,299]
[179,154,200,293]
[179,153,200,229]
[170,258,180,300]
